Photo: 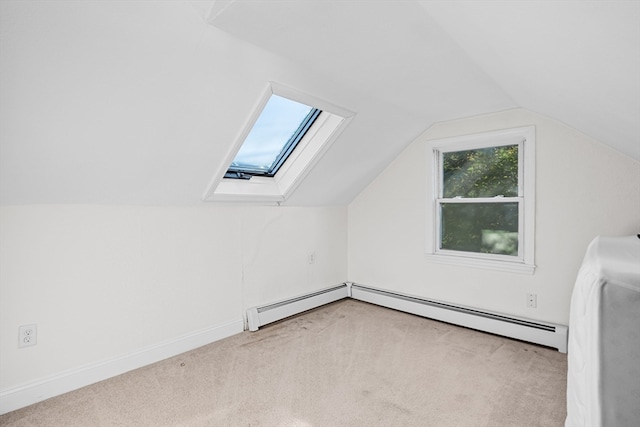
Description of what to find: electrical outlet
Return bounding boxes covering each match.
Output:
[526,293,537,308]
[19,324,37,348]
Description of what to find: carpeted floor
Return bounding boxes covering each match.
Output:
[0,299,567,426]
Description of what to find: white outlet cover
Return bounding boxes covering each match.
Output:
[19,324,37,348]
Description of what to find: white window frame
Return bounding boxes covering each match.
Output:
[202,82,354,204]
[425,126,536,274]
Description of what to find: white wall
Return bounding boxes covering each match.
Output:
[0,204,346,396]
[348,108,640,325]
[241,207,347,308]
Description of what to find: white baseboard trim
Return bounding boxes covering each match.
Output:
[0,318,244,415]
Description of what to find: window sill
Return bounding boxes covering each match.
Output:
[425,253,536,274]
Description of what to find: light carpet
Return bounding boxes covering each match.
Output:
[0,299,567,426]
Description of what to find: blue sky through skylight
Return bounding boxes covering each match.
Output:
[231,94,314,171]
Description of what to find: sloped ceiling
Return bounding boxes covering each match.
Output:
[0,0,637,206]
[420,0,640,161]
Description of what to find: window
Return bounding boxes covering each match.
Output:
[426,126,535,273]
[225,95,321,180]
[202,83,354,203]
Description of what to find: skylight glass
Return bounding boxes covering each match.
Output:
[226,94,321,179]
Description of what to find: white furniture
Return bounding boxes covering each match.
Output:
[566,235,640,426]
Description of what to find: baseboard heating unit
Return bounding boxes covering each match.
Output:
[245,283,568,353]
[246,284,349,331]
[350,284,568,353]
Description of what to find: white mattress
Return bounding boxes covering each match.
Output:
[565,235,640,427]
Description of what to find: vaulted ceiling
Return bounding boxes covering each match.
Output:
[1,1,638,206]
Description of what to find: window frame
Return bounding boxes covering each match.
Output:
[426,126,536,274]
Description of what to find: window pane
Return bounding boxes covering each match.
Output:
[441,202,518,255]
[443,145,518,198]
[230,95,315,173]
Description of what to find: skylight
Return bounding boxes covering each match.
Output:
[225,95,321,179]
[203,83,354,203]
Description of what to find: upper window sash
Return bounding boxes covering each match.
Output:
[434,139,524,200]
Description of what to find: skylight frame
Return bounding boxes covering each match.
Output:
[202,83,355,204]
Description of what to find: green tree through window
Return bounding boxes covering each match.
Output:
[440,145,519,256]
[442,145,518,198]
